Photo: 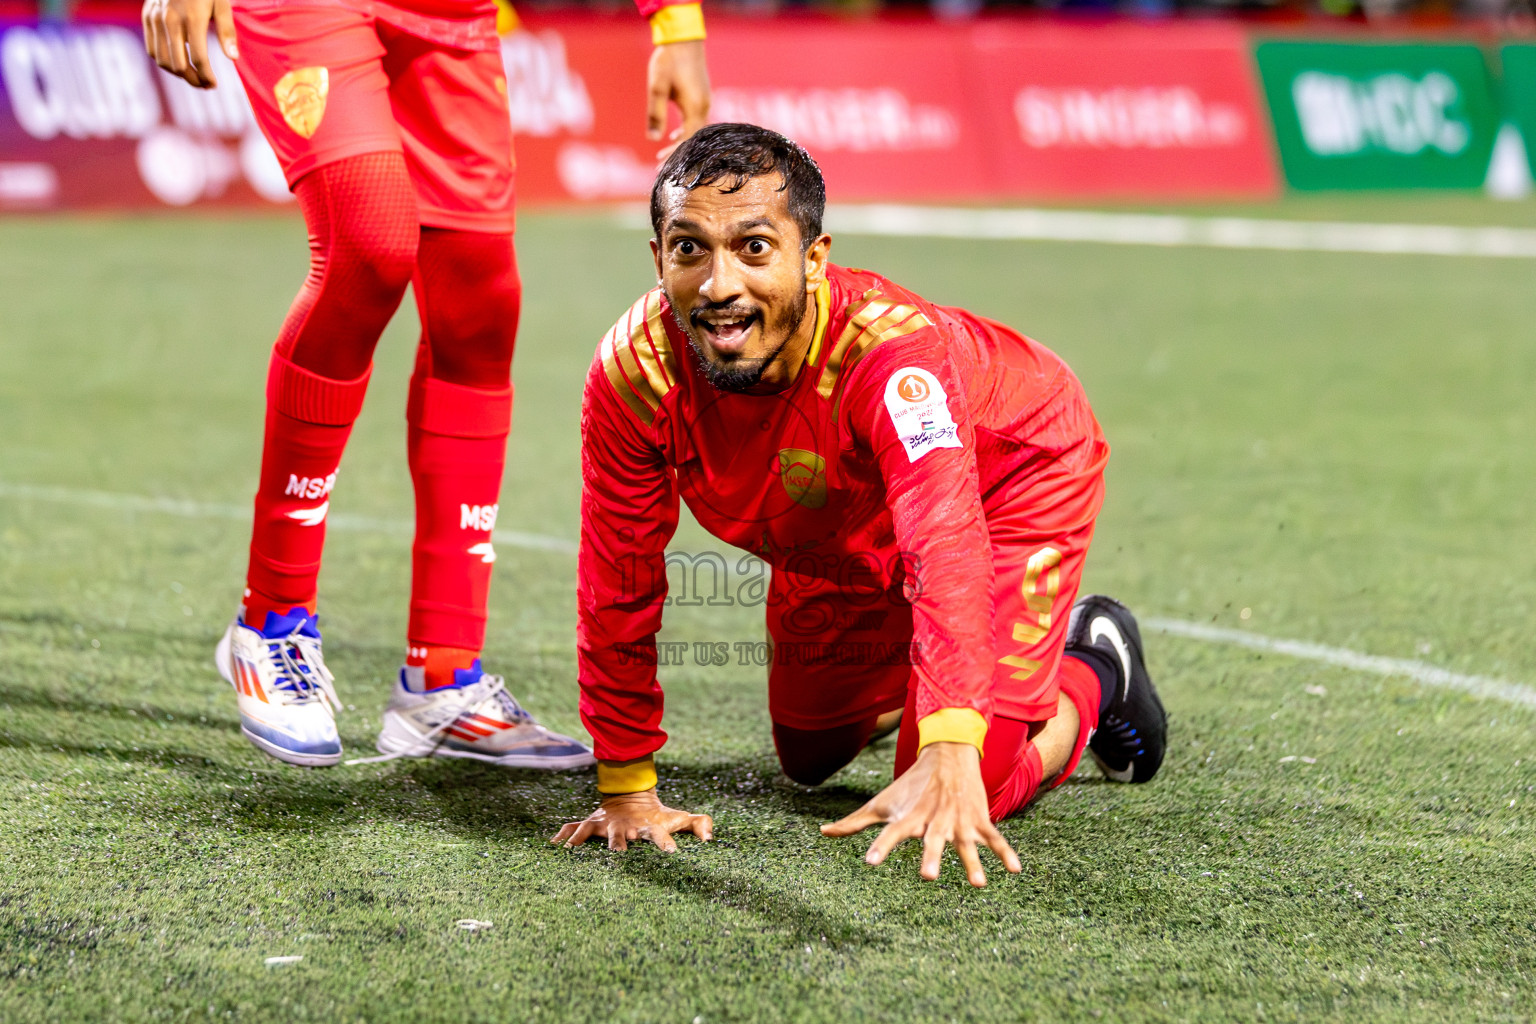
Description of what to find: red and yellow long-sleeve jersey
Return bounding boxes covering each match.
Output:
[578,263,1101,763]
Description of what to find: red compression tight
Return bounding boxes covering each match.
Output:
[243,153,522,685]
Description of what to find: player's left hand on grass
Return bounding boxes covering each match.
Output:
[141,0,237,90]
[551,790,713,853]
[820,742,1022,888]
[646,39,710,161]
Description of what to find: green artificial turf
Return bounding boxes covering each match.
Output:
[1,203,1534,1022]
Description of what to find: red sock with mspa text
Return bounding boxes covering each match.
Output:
[403,228,521,686]
[243,353,370,630]
[404,375,512,682]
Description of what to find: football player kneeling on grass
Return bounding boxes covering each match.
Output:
[552,124,1168,886]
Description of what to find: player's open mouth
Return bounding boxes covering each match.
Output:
[693,310,759,355]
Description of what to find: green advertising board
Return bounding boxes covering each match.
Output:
[1501,45,1536,177]
[1255,42,1499,190]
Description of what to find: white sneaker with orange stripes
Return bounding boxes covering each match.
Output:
[214,608,343,767]
[369,660,594,769]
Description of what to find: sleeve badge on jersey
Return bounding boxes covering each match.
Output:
[883,366,963,462]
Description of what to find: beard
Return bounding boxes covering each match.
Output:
[670,277,809,394]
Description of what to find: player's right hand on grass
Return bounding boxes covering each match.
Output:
[551,790,713,852]
[142,0,237,90]
[820,741,1022,888]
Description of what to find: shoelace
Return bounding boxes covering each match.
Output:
[1096,714,1144,755]
[268,627,340,713]
[488,681,535,725]
[344,673,527,766]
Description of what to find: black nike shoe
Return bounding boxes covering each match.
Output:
[1066,595,1167,784]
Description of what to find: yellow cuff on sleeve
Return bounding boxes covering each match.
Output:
[650,2,706,45]
[495,0,518,36]
[596,758,658,794]
[916,708,988,755]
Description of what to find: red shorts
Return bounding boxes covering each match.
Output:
[232,0,513,231]
[765,379,1107,731]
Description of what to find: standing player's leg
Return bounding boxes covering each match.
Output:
[403,228,519,685]
[243,153,418,629]
[365,29,590,766]
[216,4,416,766]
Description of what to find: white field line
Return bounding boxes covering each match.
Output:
[0,481,576,555]
[5,480,1534,709]
[819,204,1536,259]
[1147,617,1536,710]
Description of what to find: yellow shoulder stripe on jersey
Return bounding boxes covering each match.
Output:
[600,290,676,427]
[804,279,831,368]
[629,287,679,394]
[600,328,655,426]
[816,296,932,402]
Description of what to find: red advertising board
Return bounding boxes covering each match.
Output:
[965,22,1280,199]
[702,22,988,200]
[0,18,292,209]
[0,12,1279,212]
[500,16,654,204]
[509,15,1279,203]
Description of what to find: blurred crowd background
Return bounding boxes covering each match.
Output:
[3,0,1532,211]
[21,0,1536,30]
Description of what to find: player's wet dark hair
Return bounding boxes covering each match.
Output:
[650,123,826,250]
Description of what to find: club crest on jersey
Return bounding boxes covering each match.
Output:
[883,366,962,463]
[777,449,827,509]
[274,67,329,139]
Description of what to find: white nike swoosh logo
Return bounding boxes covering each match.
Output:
[1090,618,1133,701]
[1090,749,1135,782]
[468,541,497,564]
[286,501,329,527]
